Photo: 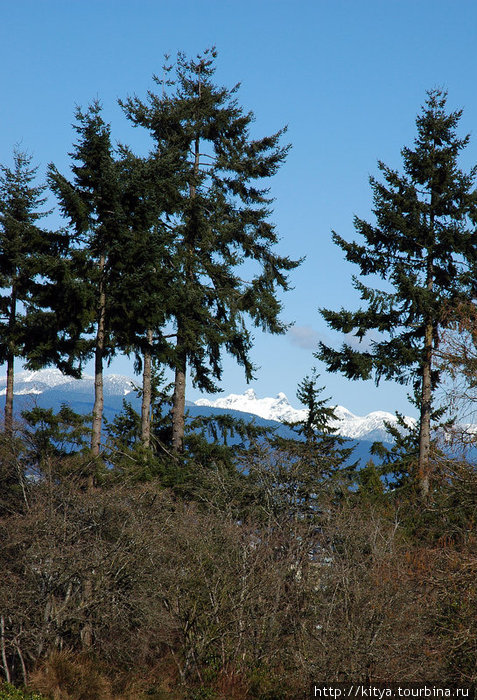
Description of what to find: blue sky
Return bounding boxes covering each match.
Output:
[1,0,476,415]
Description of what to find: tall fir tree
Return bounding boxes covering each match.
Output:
[48,102,128,463]
[106,146,180,449]
[317,90,477,499]
[271,371,356,517]
[0,150,66,437]
[121,48,301,452]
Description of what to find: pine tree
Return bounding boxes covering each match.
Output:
[106,148,178,449]
[0,150,64,437]
[271,371,356,517]
[48,102,128,463]
[121,48,301,452]
[317,90,477,499]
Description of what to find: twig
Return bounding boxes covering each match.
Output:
[0,615,11,684]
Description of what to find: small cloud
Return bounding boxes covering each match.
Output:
[344,329,381,351]
[288,326,383,353]
[287,325,320,350]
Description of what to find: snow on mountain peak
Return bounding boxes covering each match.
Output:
[0,370,134,397]
[0,368,75,395]
[0,370,417,443]
[195,389,306,423]
[102,374,135,395]
[194,390,416,440]
[13,368,73,388]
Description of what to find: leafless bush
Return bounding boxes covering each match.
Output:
[1,453,476,696]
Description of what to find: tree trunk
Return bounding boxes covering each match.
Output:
[418,320,433,499]
[170,133,200,453]
[141,328,153,448]
[418,254,434,500]
[91,255,106,464]
[171,330,186,453]
[4,286,16,438]
[4,353,14,439]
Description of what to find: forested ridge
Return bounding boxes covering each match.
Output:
[1,51,477,699]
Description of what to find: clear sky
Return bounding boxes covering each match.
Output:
[1,0,476,416]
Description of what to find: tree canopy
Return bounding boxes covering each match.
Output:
[317,89,477,497]
[121,48,301,451]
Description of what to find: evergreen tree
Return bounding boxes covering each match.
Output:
[317,90,477,499]
[0,150,65,437]
[48,102,128,463]
[107,147,178,449]
[270,371,356,517]
[103,366,175,482]
[121,48,300,452]
[21,404,91,481]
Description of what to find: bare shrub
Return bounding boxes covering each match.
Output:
[304,504,440,682]
[2,452,476,695]
[29,652,112,700]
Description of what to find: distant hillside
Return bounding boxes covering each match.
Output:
[0,369,419,466]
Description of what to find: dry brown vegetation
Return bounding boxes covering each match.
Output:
[1,432,477,698]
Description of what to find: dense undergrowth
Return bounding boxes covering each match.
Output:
[1,406,477,699]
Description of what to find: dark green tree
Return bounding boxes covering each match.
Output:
[21,404,91,481]
[103,366,175,482]
[269,371,356,517]
[48,102,127,465]
[0,150,66,437]
[317,90,477,499]
[121,48,301,452]
[106,147,179,449]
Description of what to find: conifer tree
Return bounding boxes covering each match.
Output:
[0,150,64,437]
[48,102,127,461]
[271,371,356,516]
[121,48,300,452]
[107,148,178,449]
[317,90,477,498]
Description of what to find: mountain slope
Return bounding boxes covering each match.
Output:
[0,370,415,444]
[196,389,415,442]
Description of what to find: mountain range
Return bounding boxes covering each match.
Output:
[0,369,415,444]
[196,388,416,442]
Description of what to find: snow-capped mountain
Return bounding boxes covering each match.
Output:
[0,368,73,395]
[0,371,415,443]
[196,388,307,424]
[195,389,416,442]
[332,405,415,440]
[0,369,135,398]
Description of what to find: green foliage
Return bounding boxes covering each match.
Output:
[317,89,477,497]
[0,150,58,361]
[21,404,92,481]
[369,393,451,495]
[0,148,75,443]
[104,367,178,483]
[47,101,128,367]
[0,429,28,515]
[370,411,420,492]
[267,371,356,518]
[105,398,170,484]
[356,460,386,503]
[317,89,477,407]
[186,412,274,468]
[294,370,340,440]
[121,48,301,449]
[0,685,46,700]
[103,147,178,367]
